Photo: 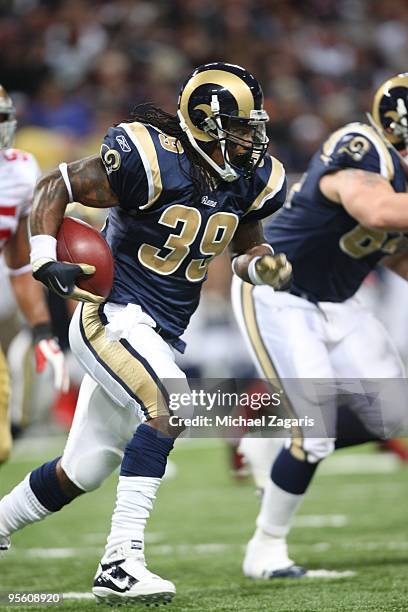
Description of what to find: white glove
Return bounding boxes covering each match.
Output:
[248,253,292,289]
[32,328,69,393]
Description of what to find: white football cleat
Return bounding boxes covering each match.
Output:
[243,529,305,579]
[93,547,175,606]
[0,535,10,558]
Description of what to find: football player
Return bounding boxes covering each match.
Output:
[0,85,67,465]
[0,63,291,605]
[231,73,408,578]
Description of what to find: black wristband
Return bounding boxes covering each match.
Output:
[31,322,53,344]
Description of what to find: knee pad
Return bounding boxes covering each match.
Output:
[60,374,135,491]
[61,447,122,492]
[301,438,335,463]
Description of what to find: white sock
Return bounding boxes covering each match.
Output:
[0,474,51,538]
[104,476,161,561]
[256,479,304,538]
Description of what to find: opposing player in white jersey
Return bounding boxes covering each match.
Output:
[232,73,408,578]
[0,85,67,465]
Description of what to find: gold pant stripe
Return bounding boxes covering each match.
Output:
[0,346,12,464]
[80,304,169,419]
[240,282,305,460]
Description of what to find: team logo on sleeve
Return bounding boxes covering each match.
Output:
[100,143,121,174]
[116,135,131,153]
[337,135,371,162]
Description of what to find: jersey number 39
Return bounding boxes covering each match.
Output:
[138,205,239,282]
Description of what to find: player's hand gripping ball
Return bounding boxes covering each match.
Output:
[33,217,114,304]
[54,216,114,303]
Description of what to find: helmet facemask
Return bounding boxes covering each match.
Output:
[200,97,269,179]
[0,113,17,149]
[0,87,17,149]
[368,73,408,164]
[386,96,408,152]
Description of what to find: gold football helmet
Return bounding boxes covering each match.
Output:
[177,62,269,182]
[371,73,408,151]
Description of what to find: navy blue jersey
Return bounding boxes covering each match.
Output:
[100,121,286,351]
[265,123,407,303]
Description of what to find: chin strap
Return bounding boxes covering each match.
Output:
[177,109,238,182]
[210,95,232,178]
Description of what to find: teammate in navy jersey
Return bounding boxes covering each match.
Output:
[232,73,408,578]
[0,63,290,605]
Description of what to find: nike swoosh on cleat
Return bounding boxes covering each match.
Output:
[97,574,133,593]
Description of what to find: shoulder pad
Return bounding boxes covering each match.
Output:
[101,123,163,210]
[320,123,395,181]
[242,155,286,222]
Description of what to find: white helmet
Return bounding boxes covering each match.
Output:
[0,85,17,149]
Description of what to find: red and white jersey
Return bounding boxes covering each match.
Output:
[0,148,41,254]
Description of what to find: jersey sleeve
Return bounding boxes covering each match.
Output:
[15,153,41,219]
[241,155,287,224]
[100,123,157,211]
[319,123,396,181]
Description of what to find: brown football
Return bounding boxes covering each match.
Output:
[56,216,114,298]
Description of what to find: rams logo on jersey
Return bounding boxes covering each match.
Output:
[100,143,121,174]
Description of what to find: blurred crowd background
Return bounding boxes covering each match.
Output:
[1,0,408,173]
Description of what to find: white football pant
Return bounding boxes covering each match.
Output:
[61,302,189,491]
[231,277,408,463]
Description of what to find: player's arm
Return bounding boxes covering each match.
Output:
[228,155,291,288]
[320,169,408,230]
[4,216,68,391]
[4,216,50,327]
[30,155,118,237]
[30,155,118,303]
[229,220,291,289]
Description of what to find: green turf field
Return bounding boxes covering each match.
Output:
[0,438,407,612]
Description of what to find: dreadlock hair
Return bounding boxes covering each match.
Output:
[126,103,219,203]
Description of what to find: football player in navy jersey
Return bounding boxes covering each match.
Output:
[232,73,408,579]
[0,63,291,604]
